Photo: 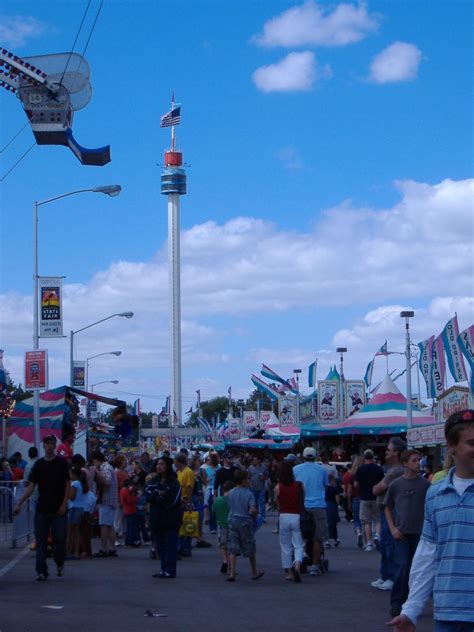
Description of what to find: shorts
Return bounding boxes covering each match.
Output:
[307,508,328,542]
[217,526,229,549]
[228,519,256,558]
[98,504,116,527]
[68,507,84,526]
[360,500,379,524]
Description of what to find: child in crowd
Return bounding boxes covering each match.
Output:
[120,481,140,547]
[227,470,264,582]
[67,466,88,559]
[135,486,150,544]
[325,479,341,548]
[212,480,234,574]
[80,486,97,557]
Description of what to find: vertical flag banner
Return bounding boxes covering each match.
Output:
[458,325,474,393]
[364,358,374,388]
[133,399,141,416]
[344,381,366,417]
[317,381,339,422]
[418,336,435,398]
[25,350,48,389]
[431,335,446,397]
[308,360,317,388]
[442,316,468,382]
[73,361,86,388]
[39,277,63,337]
[196,389,201,408]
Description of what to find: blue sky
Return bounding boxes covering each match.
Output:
[0,1,472,414]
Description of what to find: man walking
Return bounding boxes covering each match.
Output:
[385,450,430,617]
[294,447,328,576]
[13,435,70,581]
[388,409,474,631]
[354,449,384,552]
[248,455,269,520]
[372,438,406,590]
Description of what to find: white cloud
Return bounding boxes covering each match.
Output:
[277,146,305,170]
[254,1,380,48]
[1,178,472,407]
[369,41,422,83]
[0,15,45,47]
[252,51,317,93]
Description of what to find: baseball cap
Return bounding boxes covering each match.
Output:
[284,453,297,463]
[303,447,316,459]
[363,449,374,458]
[43,434,57,444]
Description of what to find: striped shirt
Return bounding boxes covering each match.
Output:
[422,468,474,623]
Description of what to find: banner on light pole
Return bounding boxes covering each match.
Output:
[25,350,48,389]
[73,361,86,388]
[39,277,64,337]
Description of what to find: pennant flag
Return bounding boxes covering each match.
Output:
[376,341,388,356]
[364,358,374,388]
[216,418,229,436]
[418,336,435,398]
[198,417,212,433]
[196,389,201,408]
[165,396,170,415]
[260,364,293,390]
[160,106,181,127]
[251,375,279,401]
[185,406,193,415]
[458,325,474,393]
[308,360,317,388]
[442,315,468,382]
[133,399,141,416]
[431,335,446,398]
[289,377,299,393]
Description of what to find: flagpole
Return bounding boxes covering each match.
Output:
[171,92,176,152]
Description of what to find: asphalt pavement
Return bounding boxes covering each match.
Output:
[0,513,434,632]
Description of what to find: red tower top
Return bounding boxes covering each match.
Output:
[164,151,182,167]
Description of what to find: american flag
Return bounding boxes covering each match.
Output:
[160,106,181,127]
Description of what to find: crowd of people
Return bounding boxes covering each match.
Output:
[8,407,474,630]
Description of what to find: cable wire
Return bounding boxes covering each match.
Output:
[0,122,29,154]
[59,0,92,86]
[80,0,104,58]
[0,142,36,182]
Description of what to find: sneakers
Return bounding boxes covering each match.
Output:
[357,534,364,549]
[324,540,332,548]
[371,577,385,588]
[379,579,394,591]
[56,565,64,577]
[365,543,374,552]
[36,573,48,581]
[309,565,321,576]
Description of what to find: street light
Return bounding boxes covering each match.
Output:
[86,351,121,391]
[91,379,119,393]
[70,313,133,387]
[400,311,415,428]
[336,347,347,420]
[32,185,122,449]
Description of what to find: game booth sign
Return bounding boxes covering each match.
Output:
[407,385,473,447]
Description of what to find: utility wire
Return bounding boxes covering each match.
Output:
[0,142,36,182]
[59,0,92,86]
[0,122,29,154]
[81,0,104,58]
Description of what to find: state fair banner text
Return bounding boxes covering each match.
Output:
[39,277,63,337]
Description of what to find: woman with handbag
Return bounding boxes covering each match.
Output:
[274,461,305,583]
[145,457,182,578]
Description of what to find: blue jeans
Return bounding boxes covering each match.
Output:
[391,533,420,608]
[207,494,217,533]
[136,514,150,542]
[155,527,179,576]
[251,488,266,520]
[125,514,139,545]
[435,622,474,632]
[352,498,361,532]
[178,535,192,554]
[379,512,395,581]
[34,511,67,575]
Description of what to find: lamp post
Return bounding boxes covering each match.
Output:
[336,347,347,421]
[400,311,415,428]
[85,351,121,391]
[90,380,119,393]
[32,185,121,449]
[293,368,302,425]
[70,312,133,387]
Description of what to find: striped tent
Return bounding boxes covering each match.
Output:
[302,374,434,437]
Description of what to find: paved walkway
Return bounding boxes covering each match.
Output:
[0,513,433,631]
